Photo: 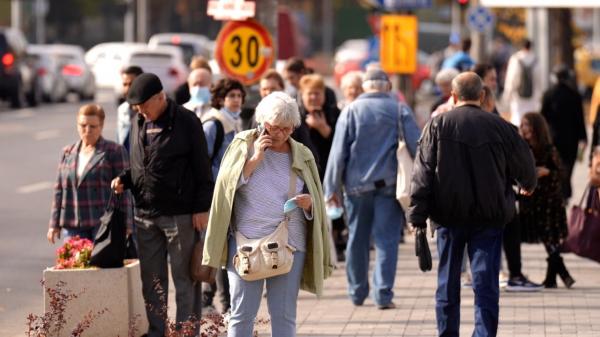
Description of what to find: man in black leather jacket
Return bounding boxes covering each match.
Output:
[407,72,537,337]
[112,73,213,337]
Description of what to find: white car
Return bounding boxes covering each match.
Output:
[86,43,188,97]
[26,45,69,102]
[148,33,213,65]
[85,42,146,88]
[43,44,96,100]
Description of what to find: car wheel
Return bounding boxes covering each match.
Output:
[26,80,42,107]
[10,79,26,109]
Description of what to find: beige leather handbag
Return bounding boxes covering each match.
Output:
[233,168,297,281]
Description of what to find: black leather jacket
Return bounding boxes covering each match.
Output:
[407,104,537,229]
[121,99,214,218]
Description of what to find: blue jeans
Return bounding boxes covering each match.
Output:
[436,226,503,337]
[344,185,403,306]
[62,226,98,242]
[226,236,306,337]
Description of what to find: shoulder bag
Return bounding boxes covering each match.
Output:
[232,168,298,281]
[396,106,414,212]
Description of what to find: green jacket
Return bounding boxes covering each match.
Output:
[202,129,334,296]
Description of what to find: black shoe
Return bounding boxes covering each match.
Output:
[505,276,543,292]
[377,302,396,310]
[550,254,576,288]
[542,258,557,288]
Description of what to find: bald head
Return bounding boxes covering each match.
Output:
[451,72,483,105]
[187,68,212,88]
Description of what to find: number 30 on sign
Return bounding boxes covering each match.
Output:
[215,19,274,85]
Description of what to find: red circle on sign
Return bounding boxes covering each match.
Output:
[214,19,274,85]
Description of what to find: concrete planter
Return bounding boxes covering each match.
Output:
[43,260,148,337]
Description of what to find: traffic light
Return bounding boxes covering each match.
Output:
[457,0,469,6]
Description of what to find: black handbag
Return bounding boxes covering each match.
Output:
[90,192,127,268]
[125,234,138,259]
[415,227,432,272]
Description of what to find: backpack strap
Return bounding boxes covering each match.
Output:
[205,118,224,162]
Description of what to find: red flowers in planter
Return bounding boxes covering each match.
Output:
[55,236,94,269]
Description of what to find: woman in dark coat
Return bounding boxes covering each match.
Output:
[541,65,587,199]
[519,112,574,288]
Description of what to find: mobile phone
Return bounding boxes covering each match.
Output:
[257,123,269,136]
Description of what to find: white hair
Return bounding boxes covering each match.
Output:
[340,71,364,89]
[362,79,390,92]
[254,91,301,128]
[435,68,459,85]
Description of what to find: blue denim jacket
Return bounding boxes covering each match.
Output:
[323,92,420,198]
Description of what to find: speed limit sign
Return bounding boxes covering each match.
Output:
[214,19,274,85]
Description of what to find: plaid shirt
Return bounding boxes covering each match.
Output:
[49,137,132,229]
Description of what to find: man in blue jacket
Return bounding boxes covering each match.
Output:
[408,72,537,337]
[324,69,421,309]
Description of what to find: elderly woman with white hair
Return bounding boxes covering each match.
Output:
[338,70,364,110]
[202,91,333,337]
[431,67,459,113]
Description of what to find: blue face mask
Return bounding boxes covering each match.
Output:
[283,198,298,213]
[326,205,344,220]
[189,86,211,105]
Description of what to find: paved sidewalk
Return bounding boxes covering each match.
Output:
[242,161,600,337]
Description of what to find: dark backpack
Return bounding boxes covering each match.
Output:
[517,58,535,98]
[204,118,225,162]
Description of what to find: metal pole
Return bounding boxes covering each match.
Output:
[34,0,47,43]
[469,0,485,62]
[11,0,21,30]
[451,1,461,38]
[322,0,333,56]
[537,8,550,92]
[255,0,278,61]
[593,8,600,49]
[124,0,135,42]
[136,0,148,43]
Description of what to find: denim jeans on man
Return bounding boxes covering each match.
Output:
[226,236,306,337]
[344,185,403,306]
[135,214,201,337]
[436,226,503,337]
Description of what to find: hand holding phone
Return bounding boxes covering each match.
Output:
[253,124,272,160]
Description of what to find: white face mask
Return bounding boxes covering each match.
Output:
[190,86,211,104]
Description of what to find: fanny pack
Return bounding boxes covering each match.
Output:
[233,164,297,281]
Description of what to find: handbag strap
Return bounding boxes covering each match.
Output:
[288,168,297,199]
[105,191,121,212]
[578,184,591,208]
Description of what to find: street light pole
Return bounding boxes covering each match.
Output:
[255,0,278,61]
[124,0,135,42]
[136,0,148,42]
[11,0,21,30]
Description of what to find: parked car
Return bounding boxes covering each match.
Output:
[85,42,146,88]
[0,26,41,108]
[26,45,69,102]
[50,44,96,100]
[86,42,187,97]
[148,33,213,66]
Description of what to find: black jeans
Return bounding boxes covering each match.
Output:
[502,215,522,279]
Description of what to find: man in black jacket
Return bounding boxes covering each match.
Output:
[112,73,213,337]
[408,72,537,337]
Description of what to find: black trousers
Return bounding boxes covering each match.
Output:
[502,215,523,279]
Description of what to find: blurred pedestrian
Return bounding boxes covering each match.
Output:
[48,104,132,243]
[541,65,587,199]
[503,39,540,126]
[518,112,575,289]
[175,55,213,105]
[117,66,143,151]
[202,92,333,337]
[111,73,213,337]
[259,69,285,98]
[431,68,459,113]
[283,57,337,109]
[183,68,213,119]
[442,38,475,72]
[338,71,364,110]
[324,69,420,309]
[408,72,537,336]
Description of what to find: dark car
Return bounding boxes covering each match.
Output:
[0,27,41,108]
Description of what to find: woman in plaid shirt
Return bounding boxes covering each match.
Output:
[47,104,132,243]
